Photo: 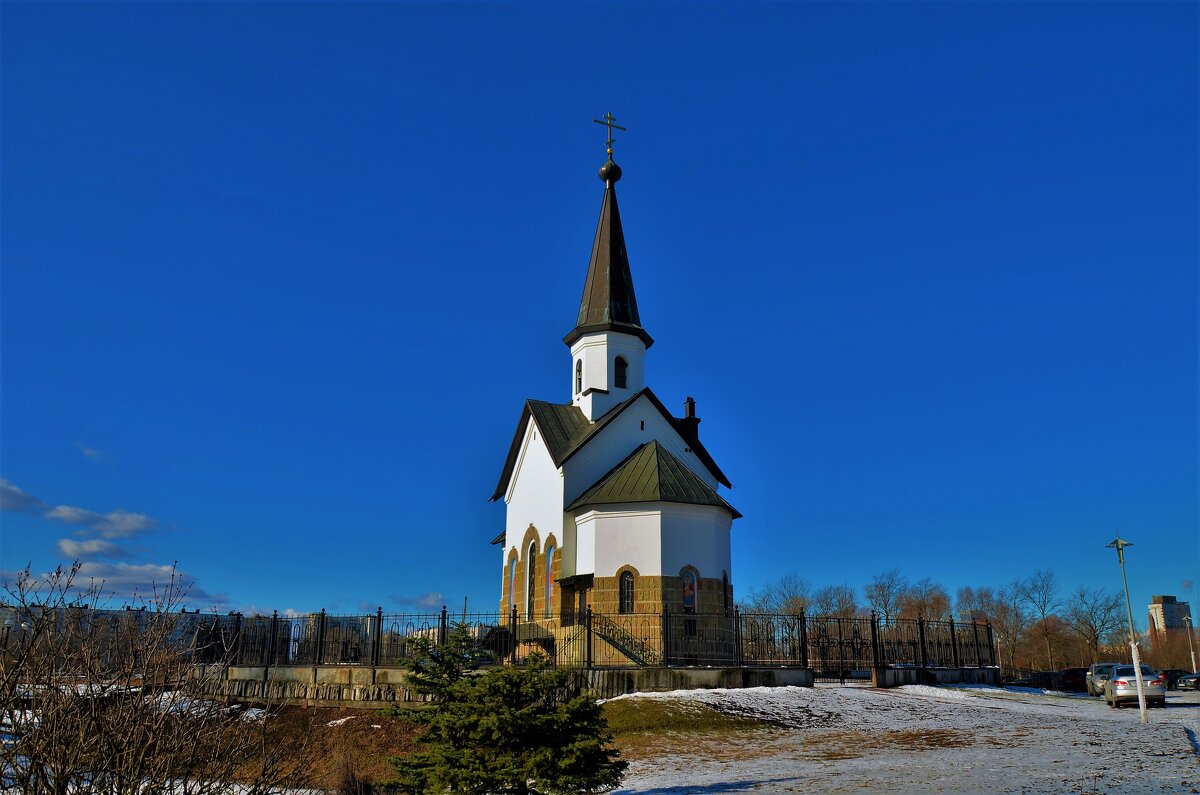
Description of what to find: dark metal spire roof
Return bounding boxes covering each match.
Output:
[563,161,654,349]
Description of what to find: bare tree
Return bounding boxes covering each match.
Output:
[743,573,811,614]
[864,569,907,622]
[0,563,309,795]
[990,581,1027,674]
[896,578,951,621]
[955,585,998,623]
[1065,586,1123,663]
[1020,569,1062,670]
[811,584,859,618]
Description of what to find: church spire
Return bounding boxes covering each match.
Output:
[564,116,654,350]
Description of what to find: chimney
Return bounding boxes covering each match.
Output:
[678,396,701,443]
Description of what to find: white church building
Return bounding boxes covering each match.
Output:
[490,149,740,628]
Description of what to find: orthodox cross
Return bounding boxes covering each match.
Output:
[593,112,626,156]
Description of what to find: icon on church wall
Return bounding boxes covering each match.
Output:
[681,570,697,613]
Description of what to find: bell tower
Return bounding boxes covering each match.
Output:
[563,117,653,421]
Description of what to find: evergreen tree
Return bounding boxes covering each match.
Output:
[391,637,626,795]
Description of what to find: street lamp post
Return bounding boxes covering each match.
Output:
[1107,535,1147,724]
[1185,615,1198,675]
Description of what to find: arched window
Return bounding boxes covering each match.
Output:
[544,545,556,617]
[526,541,537,620]
[619,572,634,614]
[681,570,697,614]
[575,360,582,394]
[614,356,628,389]
[722,571,730,613]
[508,558,518,610]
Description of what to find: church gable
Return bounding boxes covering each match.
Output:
[492,387,731,510]
[561,390,727,506]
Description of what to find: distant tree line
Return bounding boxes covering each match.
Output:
[742,568,1193,673]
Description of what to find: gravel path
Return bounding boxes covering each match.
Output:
[610,684,1200,794]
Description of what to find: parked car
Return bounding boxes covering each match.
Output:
[1058,667,1088,693]
[1157,668,1190,691]
[1086,662,1119,696]
[1103,664,1166,708]
[1176,673,1200,691]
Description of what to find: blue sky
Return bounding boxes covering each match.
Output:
[2,2,1196,623]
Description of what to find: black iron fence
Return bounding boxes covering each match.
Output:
[1,604,995,676]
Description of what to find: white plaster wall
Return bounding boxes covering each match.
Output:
[573,513,597,576]
[563,393,719,505]
[575,506,664,577]
[503,418,565,563]
[660,503,733,580]
[570,332,646,420]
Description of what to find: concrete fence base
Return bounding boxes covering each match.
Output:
[872,666,1000,688]
[193,663,997,706]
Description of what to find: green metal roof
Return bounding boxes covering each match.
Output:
[527,400,593,463]
[566,441,741,518]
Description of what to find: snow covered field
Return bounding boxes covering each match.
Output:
[609,684,1200,794]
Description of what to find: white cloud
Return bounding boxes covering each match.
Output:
[75,561,225,610]
[46,505,102,524]
[46,505,155,538]
[391,591,445,610]
[57,538,130,559]
[93,509,156,538]
[0,479,46,513]
[76,443,102,460]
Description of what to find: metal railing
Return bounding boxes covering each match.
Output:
[1,603,995,673]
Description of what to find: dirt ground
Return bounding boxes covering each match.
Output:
[251,684,1200,793]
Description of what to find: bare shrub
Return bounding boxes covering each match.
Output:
[0,563,309,794]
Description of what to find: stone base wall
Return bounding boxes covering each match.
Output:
[193,662,815,706]
[872,666,1001,688]
[590,573,731,616]
[192,664,430,708]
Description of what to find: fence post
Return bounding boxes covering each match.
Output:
[917,616,927,669]
[509,605,518,664]
[267,610,278,666]
[971,622,982,668]
[734,607,743,667]
[836,617,846,683]
[799,610,808,668]
[585,606,594,669]
[372,607,383,666]
[986,621,996,667]
[661,607,670,666]
[316,608,327,666]
[439,605,448,646]
[232,612,243,664]
[870,612,880,670]
[949,619,959,668]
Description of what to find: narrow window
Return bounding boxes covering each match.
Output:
[526,542,537,621]
[614,356,628,389]
[575,360,582,394]
[681,570,697,614]
[508,559,517,610]
[544,545,556,617]
[619,571,635,614]
[722,571,730,613]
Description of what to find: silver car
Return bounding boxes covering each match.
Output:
[1103,664,1166,708]
[1086,662,1119,696]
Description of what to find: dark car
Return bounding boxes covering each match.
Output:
[1176,673,1200,691]
[1058,667,1088,693]
[1157,668,1191,691]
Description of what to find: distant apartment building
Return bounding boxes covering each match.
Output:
[1147,595,1192,642]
